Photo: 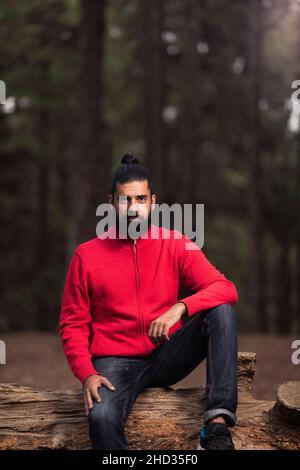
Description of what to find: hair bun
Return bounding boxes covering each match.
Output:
[121,153,139,165]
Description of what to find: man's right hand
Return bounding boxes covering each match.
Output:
[83,374,116,416]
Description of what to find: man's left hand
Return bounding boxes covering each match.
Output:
[148,302,186,346]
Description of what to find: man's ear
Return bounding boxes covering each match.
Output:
[108,193,113,204]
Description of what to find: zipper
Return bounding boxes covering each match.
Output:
[133,238,150,355]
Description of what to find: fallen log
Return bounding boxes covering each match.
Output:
[0,352,299,450]
[272,381,300,425]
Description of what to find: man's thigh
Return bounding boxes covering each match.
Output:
[89,356,150,426]
[144,312,208,388]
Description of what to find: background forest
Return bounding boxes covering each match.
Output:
[1,0,300,337]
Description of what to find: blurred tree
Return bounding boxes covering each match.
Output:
[244,0,267,332]
[0,0,299,334]
[68,0,110,252]
[137,0,167,202]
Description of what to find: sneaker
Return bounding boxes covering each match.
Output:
[196,422,235,450]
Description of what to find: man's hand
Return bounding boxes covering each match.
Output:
[83,374,116,416]
[148,302,186,346]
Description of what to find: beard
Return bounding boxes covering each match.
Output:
[116,210,152,239]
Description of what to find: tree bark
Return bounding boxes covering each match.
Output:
[0,352,299,450]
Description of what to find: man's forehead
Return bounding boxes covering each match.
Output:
[115,182,150,197]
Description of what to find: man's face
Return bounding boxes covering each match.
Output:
[108,179,156,236]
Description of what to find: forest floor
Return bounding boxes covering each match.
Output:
[0,333,299,400]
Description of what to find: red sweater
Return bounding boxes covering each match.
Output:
[59,224,238,384]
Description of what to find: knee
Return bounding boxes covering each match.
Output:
[205,303,237,329]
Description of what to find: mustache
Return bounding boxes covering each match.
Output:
[116,212,152,224]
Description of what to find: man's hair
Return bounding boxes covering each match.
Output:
[110,153,154,196]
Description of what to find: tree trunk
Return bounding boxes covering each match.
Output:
[139,0,167,201]
[0,352,299,450]
[246,0,267,332]
[177,0,203,205]
[67,0,108,254]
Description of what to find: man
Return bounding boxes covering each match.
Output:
[59,153,238,450]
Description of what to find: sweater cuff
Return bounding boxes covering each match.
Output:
[179,295,203,317]
[75,362,102,385]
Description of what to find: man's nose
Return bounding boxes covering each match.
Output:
[128,201,139,216]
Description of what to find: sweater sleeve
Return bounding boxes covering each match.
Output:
[59,248,101,385]
[176,235,238,317]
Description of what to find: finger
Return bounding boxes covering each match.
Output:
[155,324,169,344]
[84,396,89,416]
[156,323,167,343]
[86,389,94,413]
[91,386,101,402]
[148,323,158,344]
[162,323,170,340]
[84,392,91,416]
[101,377,116,391]
[152,322,159,339]
[156,322,166,339]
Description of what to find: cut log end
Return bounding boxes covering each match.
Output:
[273,381,300,425]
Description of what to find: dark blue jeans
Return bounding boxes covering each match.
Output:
[88,303,238,450]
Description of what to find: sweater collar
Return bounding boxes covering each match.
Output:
[98,223,160,245]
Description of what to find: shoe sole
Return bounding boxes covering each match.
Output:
[196,441,235,451]
[196,442,205,450]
